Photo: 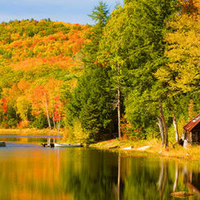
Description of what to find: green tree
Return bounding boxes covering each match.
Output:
[81,1,110,69]
[154,0,200,143]
[66,2,114,142]
[88,1,109,27]
[98,0,177,146]
[67,67,115,142]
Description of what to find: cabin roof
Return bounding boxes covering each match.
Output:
[184,113,200,132]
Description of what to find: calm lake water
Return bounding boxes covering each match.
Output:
[0,137,200,200]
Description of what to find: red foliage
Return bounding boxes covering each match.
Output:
[54,95,59,101]
[2,98,7,113]
[53,95,61,122]
[53,113,61,121]
[48,36,56,41]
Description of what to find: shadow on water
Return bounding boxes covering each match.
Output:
[0,140,200,200]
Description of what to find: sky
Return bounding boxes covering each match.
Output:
[0,0,123,25]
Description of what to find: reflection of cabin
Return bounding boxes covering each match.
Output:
[184,114,200,144]
[186,172,200,197]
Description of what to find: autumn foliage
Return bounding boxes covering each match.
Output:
[0,19,89,128]
[1,1,200,145]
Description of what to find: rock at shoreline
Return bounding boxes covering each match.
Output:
[171,191,193,198]
[123,146,133,150]
[137,145,150,151]
[0,141,6,147]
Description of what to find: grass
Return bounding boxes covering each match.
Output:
[90,138,200,161]
[0,128,61,136]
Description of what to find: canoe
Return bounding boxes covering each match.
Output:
[54,143,82,148]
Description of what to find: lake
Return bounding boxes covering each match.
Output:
[0,137,200,200]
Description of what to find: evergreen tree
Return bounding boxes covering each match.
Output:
[67,2,115,142]
[81,1,110,69]
[67,67,115,141]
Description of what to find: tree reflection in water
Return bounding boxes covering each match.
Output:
[1,144,200,200]
[118,154,200,200]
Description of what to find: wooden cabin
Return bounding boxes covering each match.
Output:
[184,113,200,144]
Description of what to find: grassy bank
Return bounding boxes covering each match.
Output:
[0,128,61,136]
[90,139,200,161]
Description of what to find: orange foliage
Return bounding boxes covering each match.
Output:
[17,79,30,93]
[11,58,42,71]
[18,120,30,128]
[0,20,89,124]
[179,0,200,15]
[30,85,46,116]
[11,55,79,72]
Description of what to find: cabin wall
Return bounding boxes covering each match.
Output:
[187,131,192,144]
[185,118,200,145]
[189,130,200,144]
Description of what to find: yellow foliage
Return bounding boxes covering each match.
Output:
[68,119,89,143]
[156,12,200,93]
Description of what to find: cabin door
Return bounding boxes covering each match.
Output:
[194,131,200,144]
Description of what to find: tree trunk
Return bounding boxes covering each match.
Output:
[58,114,61,134]
[173,112,179,143]
[160,161,168,200]
[158,160,164,190]
[159,99,168,148]
[117,65,121,140]
[118,152,121,200]
[157,116,165,147]
[52,113,56,129]
[173,163,178,192]
[44,92,51,129]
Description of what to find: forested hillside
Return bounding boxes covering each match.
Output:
[1,0,200,145]
[0,19,90,129]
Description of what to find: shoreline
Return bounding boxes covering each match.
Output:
[90,139,200,162]
[0,128,61,136]
[1,129,200,162]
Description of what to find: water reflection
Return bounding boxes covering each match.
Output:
[119,155,200,200]
[0,135,62,143]
[0,143,200,200]
[0,144,119,200]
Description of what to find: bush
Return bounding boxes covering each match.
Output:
[18,120,30,128]
[68,119,90,144]
[7,118,18,128]
[30,113,48,129]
